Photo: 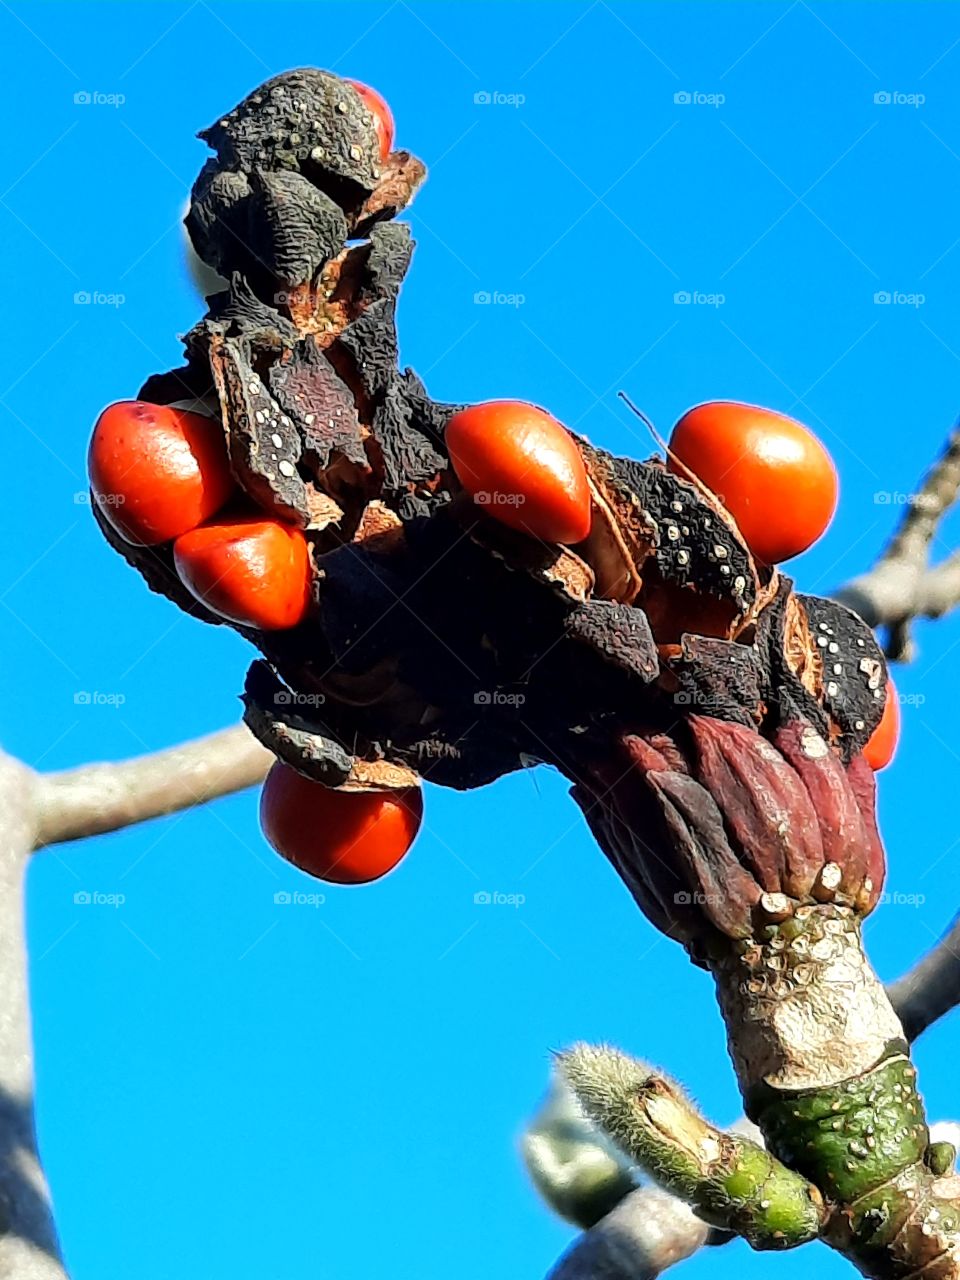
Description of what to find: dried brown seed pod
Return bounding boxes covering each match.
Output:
[91,68,893,957]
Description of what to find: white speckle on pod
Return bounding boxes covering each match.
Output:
[800,726,829,758]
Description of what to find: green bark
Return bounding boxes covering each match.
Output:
[752,1053,929,1205]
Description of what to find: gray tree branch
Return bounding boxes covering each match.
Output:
[33,724,273,849]
[0,751,66,1280]
[835,422,960,658]
[0,724,270,1274]
[888,911,960,1043]
[547,1186,715,1280]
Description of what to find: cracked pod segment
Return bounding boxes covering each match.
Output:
[91,67,890,944]
[187,68,425,293]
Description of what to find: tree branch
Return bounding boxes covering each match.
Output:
[0,726,271,1274]
[0,752,66,1279]
[546,1185,715,1280]
[887,911,960,1042]
[32,724,273,849]
[835,422,960,658]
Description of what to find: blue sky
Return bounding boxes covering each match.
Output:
[3,3,960,1278]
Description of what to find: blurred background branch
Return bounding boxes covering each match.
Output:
[0,724,270,1274]
[0,753,66,1280]
[835,422,960,661]
[888,911,960,1043]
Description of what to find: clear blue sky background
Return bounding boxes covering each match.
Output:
[3,3,960,1278]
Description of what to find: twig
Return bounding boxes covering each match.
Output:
[32,724,273,849]
[888,912,960,1042]
[915,549,960,619]
[546,1185,715,1280]
[835,422,960,658]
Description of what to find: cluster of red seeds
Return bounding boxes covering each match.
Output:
[87,80,897,885]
